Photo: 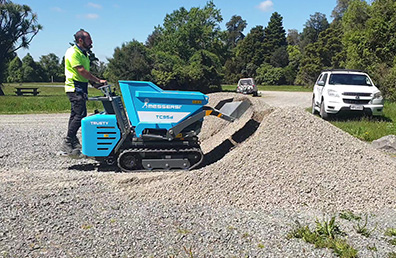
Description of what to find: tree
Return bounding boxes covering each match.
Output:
[6,55,22,82]
[223,57,243,83]
[225,15,247,49]
[21,53,42,82]
[152,1,223,62]
[300,12,329,49]
[284,45,302,84]
[296,23,345,85]
[366,0,396,66]
[256,63,286,85]
[287,29,300,46]
[341,0,372,69]
[147,1,225,92]
[151,51,185,89]
[332,0,353,21]
[344,0,396,100]
[262,12,287,64]
[39,53,63,82]
[270,46,289,68]
[235,25,266,76]
[90,61,107,80]
[105,40,152,84]
[0,0,42,83]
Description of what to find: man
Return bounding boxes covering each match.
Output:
[61,29,107,155]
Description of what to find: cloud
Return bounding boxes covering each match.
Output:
[85,13,99,19]
[51,7,64,13]
[87,2,102,9]
[257,0,274,12]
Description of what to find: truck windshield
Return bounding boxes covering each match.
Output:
[329,74,372,86]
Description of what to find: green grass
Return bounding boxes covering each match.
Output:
[287,217,358,258]
[222,84,312,92]
[0,83,102,114]
[330,101,396,142]
[339,211,362,222]
[385,228,396,237]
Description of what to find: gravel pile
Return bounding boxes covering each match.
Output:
[125,104,396,213]
[0,94,395,257]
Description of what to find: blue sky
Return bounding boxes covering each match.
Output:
[15,0,337,62]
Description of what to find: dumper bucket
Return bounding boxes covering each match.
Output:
[211,98,251,121]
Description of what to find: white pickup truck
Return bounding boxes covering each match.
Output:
[312,69,384,120]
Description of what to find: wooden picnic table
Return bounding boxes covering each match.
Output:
[15,87,40,96]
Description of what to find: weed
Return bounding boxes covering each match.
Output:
[366,244,377,252]
[315,216,345,239]
[388,252,396,258]
[183,246,194,258]
[227,225,236,231]
[331,238,358,258]
[81,224,92,230]
[288,219,358,258]
[385,228,396,237]
[242,232,250,238]
[339,211,362,221]
[389,239,396,246]
[353,214,377,237]
[177,228,191,235]
[257,243,265,249]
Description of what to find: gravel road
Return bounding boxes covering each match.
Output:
[259,91,312,108]
[0,92,395,257]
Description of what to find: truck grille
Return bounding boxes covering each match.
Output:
[343,99,370,105]
[342,92,372,97]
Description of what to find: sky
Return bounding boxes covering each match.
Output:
[15,0,337,63]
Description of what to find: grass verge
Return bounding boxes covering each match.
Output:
[329,101,396,142]
[0,83,102,114]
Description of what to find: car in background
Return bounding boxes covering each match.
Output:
[236,78,258,96]
[312,69,384,120]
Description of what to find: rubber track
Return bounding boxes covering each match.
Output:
[117,147,204,172]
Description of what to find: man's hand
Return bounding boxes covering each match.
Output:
[75,66,107,87]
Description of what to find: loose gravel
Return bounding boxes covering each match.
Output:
[0,93,395,257]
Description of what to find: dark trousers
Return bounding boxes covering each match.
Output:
[67,92,87,139]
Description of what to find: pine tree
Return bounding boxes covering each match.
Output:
[262,12,287,64]
[6,56,22,83]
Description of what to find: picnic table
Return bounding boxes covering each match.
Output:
[15,87,40,96]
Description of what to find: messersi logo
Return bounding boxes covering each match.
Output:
[142,99,182,109]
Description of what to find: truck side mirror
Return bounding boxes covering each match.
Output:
[317,81,325,86]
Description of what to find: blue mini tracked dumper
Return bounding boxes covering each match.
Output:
[81,81,250,171]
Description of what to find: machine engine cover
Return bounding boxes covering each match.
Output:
[81,114,121,157]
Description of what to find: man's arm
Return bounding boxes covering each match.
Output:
[75,66,107,88]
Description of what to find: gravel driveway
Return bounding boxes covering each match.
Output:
[260,91,312,108]
[0,92,395,257]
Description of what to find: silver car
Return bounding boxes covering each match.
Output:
[236,78,258,96]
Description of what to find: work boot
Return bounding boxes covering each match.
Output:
[60,137,74,155]
[72,136,82,150]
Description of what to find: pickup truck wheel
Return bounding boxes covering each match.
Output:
[312,96,318,115]
[320,100,330,120]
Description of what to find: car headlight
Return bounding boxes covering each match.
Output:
[373,91,383,99]
[327,89,340,98]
